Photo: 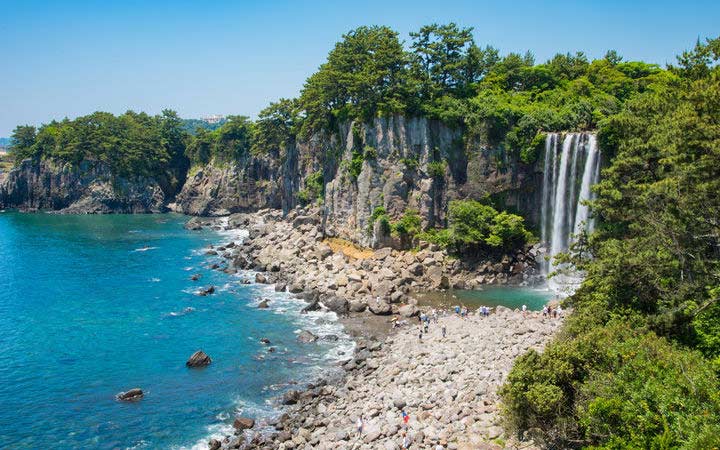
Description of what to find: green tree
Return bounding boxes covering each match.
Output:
[410,23,475,97]
[9,125,37,161]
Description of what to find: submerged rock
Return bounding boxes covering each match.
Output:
[257,298,270,308]
[116,388,143,401]
[297,330,318,343]
[196,286,216,296]
[186,350,212,368]
[190,273,202,281]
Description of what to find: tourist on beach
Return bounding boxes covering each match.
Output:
[552,307,558,318]
[423,320,429,333]
[419,328,423,341]
[402,432,412,449]
[542,305,549,318]
[356,415,363,437]
[441,326,446,338]
[402,410,410,425]
[522,304,527,316]
[557,304,563,317]
[454,305,460,315]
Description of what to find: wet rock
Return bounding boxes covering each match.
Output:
[197,286,216,296]
[255,273,268,284]
[257,298,270,309]
[186,350,212,368]
[301,300,321,314]
[274,282,287,292]
[281,390,301,405]
[297,330,318,343]
[233,417,255,431]
[190,273,202,281]
[323,297,348,315]
[349,301,367,312]
[116,388,143,401]
[260,338,271,345]
[184,217,204,230]
[208,438,222,450]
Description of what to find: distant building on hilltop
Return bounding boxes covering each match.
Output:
[202,115,225,124]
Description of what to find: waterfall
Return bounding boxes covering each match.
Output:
[540,132,601,291]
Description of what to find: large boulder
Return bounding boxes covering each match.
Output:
[369,301,392,315]
[233,417,255,431]
[323,297,349,315]
[281,390,301,405]
[184,217,204,230]
[398,304,419,318]
[297,330,318,343]
[186,350,212,368]
[116,388,143,401]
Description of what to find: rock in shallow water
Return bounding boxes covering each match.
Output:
[116,388,143,401]
[186,350,212,368]
[233,417,255,431]
[297,330,318,343]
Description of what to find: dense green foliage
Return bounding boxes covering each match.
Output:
[419,199,533,254]
[295,23,666,163]
[10,110,188,181]
[502,36,720,449]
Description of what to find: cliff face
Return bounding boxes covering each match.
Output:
[0,159,167,213]
[177,115,543,246]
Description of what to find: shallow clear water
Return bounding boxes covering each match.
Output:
[0,212,350,449]
[414,285,554,311]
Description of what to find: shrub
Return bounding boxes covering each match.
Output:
[501,320,720,449]
[419,199,533,254]
[427,160,447,178]
[391,209,422,237]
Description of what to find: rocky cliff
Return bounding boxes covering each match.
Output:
[0,159,167,213]
[176,115,542,246]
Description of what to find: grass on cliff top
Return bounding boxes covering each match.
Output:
[324,237,374,260]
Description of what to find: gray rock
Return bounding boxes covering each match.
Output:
[398,304,419,317]
[116,388,143,401]
[186,350,212,368]
[369,301,392,315]
[297,330,318,343]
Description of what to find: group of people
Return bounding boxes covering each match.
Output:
[542,304,563,318]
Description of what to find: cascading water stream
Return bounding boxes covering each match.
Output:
[540,132,601,293]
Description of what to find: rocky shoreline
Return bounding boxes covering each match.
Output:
[187,208,560,449]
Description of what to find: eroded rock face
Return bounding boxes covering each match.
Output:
[186,350,212,368]
[174,116,543,247]
[0,159,168,213]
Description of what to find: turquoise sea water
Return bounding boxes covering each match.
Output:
[414,285,554,311]
[0,212,350,449]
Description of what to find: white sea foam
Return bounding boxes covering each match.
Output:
[132,246,158,252]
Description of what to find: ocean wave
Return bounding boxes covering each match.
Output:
[163,307,195,318]
[132,246,158,252]
[148,277,161,283]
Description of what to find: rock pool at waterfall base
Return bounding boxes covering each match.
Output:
[0,213,351,449]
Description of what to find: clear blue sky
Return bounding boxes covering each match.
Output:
[1,0,718,136]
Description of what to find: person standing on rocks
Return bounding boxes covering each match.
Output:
[522,304,527,316]
[356,415,363,437]
[402,431,412,449]
[419,328,423,341]
[441,325,446,338]
[543,305,549,318]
